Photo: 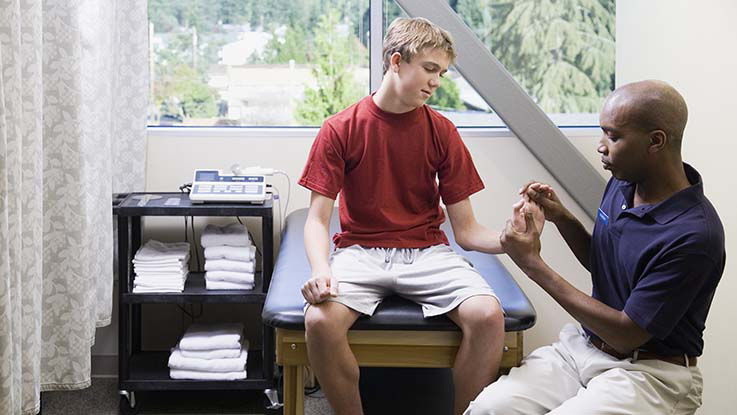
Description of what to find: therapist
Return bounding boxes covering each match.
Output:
[466,80,725,415]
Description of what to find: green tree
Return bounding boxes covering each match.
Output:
[295,10,365,125]
[262,26,310,64]
[155,65,218,119]
[427,77,465,110]
[455,0,615,113]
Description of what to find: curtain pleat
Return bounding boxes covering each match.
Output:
[0,0,147,413]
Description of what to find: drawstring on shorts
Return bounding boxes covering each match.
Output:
[384,248,417,264]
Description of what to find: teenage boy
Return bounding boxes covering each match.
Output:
[298,17,542,415]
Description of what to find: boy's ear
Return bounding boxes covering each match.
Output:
[390,52,402,73]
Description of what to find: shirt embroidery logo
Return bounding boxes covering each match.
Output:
[597,208,609,226]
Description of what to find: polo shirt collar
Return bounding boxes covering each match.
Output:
[617,163,703,224]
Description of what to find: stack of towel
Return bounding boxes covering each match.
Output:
[132,240,190,293]
[168,322,249,380]
[201,224,257,290]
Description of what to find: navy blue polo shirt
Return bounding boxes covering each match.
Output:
[585,163,725,356]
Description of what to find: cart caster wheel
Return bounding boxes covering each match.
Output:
[119,390,136,414]
[264,388,283,414]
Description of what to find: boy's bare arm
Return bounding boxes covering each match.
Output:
[302,192,338,304]
[446,198,504,254]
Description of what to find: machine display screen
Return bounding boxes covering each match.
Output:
[196,170,218,181]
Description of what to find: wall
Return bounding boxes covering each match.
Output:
[616,1,737,413]
[93,3,736,413]
[95,129,600,361]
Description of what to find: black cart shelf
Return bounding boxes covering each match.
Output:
[114,192,275,413]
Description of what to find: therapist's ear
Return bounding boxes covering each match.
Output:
[648,130,667,154]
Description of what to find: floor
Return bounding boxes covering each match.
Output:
[40,377,333,415]
[40,367,453,415]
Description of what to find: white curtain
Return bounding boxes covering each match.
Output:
[0,0,148,413]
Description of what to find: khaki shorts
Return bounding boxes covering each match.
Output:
[310,244,499,317]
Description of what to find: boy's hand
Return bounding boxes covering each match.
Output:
[511,196,545,234]
[501,212,542,272]
[519,181,568,225]
[301,272,339,304]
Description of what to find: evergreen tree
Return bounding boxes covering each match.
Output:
[262,26,311,64]
[295,10,365,125]
[455,0,615,113]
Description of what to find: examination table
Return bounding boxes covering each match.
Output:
[262,208,536,415]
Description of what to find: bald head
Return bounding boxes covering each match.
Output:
[603,80,688,149]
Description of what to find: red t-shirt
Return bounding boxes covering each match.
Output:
[299,95,484,249]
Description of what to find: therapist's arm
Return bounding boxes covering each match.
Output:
[501,214,651,353]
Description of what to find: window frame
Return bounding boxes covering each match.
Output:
[147,0,606,132]
[147,0,607,216]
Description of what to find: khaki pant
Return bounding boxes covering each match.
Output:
[465,324,703,415]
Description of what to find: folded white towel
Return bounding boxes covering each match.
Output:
[134,240,190,261]
[134,263,188,272]
[180,348,242,360]
[169,369,247,380]
[204,259,254,273]
[132,257,188,266]
[132,286,183,293]
[134,272,187,279]
[168,341,249,372]
[179,323,243,351]
[134,272,188,281]
[205,271,255,284]
[133,280,184,290]
[205,280,255,290]
[204,245,256,262]
[201,224,251,248]
[134,270,187,276]
[134,274,187,282]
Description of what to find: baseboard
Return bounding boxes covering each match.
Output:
[92,354,117,378]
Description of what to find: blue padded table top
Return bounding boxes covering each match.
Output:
[262,209,536,332]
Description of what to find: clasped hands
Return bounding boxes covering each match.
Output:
[501,181,563,270]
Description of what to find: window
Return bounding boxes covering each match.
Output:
[382,1,614,127]
[148,0,614,127]
[148,0,370,126]
[448,0,615,127]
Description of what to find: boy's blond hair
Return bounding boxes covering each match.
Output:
[382,17,456,74]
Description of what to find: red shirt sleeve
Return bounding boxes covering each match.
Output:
[298,122,345,200]
[437,125,485,205]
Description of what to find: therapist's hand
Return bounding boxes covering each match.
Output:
[301,272,339,304]
[520,182,568,225]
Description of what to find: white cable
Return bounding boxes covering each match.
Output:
[232,166,290,232]
[275,170,291,228]
[271,184,282,233]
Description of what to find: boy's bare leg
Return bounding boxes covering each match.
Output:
[447,295,505,415]
[304,301,363,415]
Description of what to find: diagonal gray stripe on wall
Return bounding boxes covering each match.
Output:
[395,0,606,218]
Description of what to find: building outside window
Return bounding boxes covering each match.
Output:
[147,0,614,128]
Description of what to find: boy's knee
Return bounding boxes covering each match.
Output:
[460,297,504,334]
[304,307,330,333]
[304,305,348,342]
